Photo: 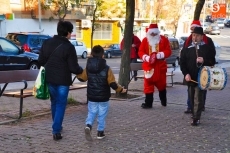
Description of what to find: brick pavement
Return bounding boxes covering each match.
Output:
[0,68,230,153]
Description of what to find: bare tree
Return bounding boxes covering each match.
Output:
[164,0,186,35]
[41,0,76,21]
[90,0,104,49]
[117,0,135,97]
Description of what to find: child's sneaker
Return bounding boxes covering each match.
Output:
[97,131,105,139]
[84,124,92,141]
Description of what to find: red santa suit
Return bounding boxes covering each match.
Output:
[139,30,171,94]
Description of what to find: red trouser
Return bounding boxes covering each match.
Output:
[144,72,166,93]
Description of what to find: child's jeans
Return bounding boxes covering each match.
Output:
[86,101,109,131]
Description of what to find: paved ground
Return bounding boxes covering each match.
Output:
[0,68,230,153]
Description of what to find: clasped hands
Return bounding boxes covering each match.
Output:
[143,52,164,63]
[197,57,204,63]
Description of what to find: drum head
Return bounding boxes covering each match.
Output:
[198,67,210,90]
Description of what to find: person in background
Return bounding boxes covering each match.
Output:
[120,34,141,81]
[180,27,216,126]
[183,20,216,114]
[77,45,127,141]
[138,23,172,108]
[38,21,83,140]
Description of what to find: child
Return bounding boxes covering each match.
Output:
[77,45,127,141]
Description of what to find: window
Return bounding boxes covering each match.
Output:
[71,41,76,46]
[173,41,179,49]
[93,23,112,40]
[0,39,19,54]
[29,37,40,47]
[77,41,83,46]
[76,22,82,39]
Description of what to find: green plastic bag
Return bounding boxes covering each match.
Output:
[33,66,50,100]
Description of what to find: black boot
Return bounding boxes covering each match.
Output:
[159,89,167,106]
[141,93,153,109]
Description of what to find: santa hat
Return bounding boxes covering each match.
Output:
[147,23,160,34]
[190,20,201,28]
[145,27,148,33]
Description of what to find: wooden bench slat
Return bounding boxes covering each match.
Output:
[3,84,87,97]
[3,89,33,98]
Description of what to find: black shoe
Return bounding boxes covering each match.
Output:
[202,106,205,111]
[161,101,167,107]
[191,119,200,126]
[141,103,152,109]
[85,124,93,141]
[184,109,192,114]
[53,133,62,140]
[134,77,137,81]
[191,115,194,119]
[97,131,105,139]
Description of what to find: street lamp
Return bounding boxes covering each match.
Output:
[150,0,154,23]
[38,0,42,32]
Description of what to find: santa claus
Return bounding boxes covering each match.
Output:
[138,23,172,108]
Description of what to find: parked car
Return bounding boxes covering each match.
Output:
[0,37,39,71]
[177,36,190,49]
[201,22,211,31]
[224,19,229,25]
[6,33,51,54]
[167,37,180,67]
[216,21,224,29]
[205,15,215,23]
[69,39,88,59]
[204,25,220,35]
[214,42,221,63]
[225,20,230,27]
[103,43,122,58]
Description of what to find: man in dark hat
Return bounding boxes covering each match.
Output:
[183,20,216,114]
[180,27,216,126]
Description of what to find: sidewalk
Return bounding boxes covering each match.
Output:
[0,68,229,152]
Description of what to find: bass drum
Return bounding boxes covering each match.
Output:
[198,66,228,90]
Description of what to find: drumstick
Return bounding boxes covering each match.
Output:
[190,80,198,83]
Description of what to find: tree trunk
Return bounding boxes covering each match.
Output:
[91,5,98,50]
[193,0,205,20]
[116,0,135,98]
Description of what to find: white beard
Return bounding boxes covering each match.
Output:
[147,34,160,47]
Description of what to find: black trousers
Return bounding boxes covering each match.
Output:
[188,85,204,120]
[145,89,167,107]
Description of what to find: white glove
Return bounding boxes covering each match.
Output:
[156,52,165,59]
[142,54,150,62]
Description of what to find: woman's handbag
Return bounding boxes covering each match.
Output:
[33,66,49,99]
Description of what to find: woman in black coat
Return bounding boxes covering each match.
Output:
[38,21,83,140]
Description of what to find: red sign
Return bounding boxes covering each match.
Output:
[212,3,226,19]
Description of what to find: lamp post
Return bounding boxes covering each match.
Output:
[202,1,207,28]
[38,0,42,32]
[150,0,154,23]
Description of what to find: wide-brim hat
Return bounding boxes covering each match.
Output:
[192,27,204,35]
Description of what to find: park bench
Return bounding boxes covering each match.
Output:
[130,63,176,87]
[0,70,86,119]
[0,70,39,119]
